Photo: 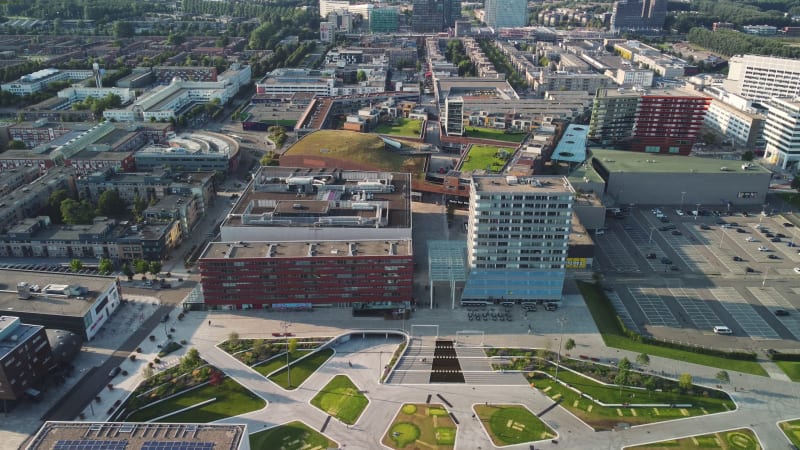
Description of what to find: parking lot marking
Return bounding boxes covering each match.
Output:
[746,287,800,339]
[629,287,680,328]
[595,232,640,273]
[710,287,780,340]
[620,215,666,271]
[606,291,641,334]
[669,288,722,331]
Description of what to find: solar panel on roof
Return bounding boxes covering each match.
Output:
[141,442,214,450]
[54,440,128,450]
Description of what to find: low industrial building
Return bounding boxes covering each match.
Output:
[0,167,76,228]
[587,148,771,206]
[133,132,240,174]
[1,68,93,96]
[27,423,250,450]
[0,316,53,402]
[0,270,121,340]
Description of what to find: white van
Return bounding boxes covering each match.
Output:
[713,326,732,335]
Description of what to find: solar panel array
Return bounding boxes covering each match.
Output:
[142,442,214,450]
[54,440,128,450]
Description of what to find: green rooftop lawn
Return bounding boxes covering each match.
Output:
[250,421,337,450]
[460,145,513,172]
[311,375,369,425]
[577,281,767,376]
[373,118,423,137]
[466,127,527,143]
[269,348,334,389]
[589,148,770,174]
[627,428,761,449]
[775,361,800,382]
[383,403,456,449]
[780,419,800,447]
[474,404,555,446]
[284,130,427,176]
[126,377,265,423]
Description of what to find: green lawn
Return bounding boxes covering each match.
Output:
[373,118,423,137]
[383,403,456,449]
[310,375,369,425]
[577,281,767,376]
[460,145,513,172]
[779,419,800,447]
[778,193,800,210]
[250,421,337,450]
[529,364,734,431]
[252,350,311,377]
[466,127,527,143]
[627,428,761,449]
[126,378,265,423]
[269,349,334,389]
[474,404,555,446]
[775,361,800,381]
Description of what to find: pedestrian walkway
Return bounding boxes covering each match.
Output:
[759,359,792,381]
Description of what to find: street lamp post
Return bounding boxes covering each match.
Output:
[719,227,725,250]
[379,351,383,383]
[649,227,656,244]
[554,316,567,383]
[680,192,686,210]
[762,267,769,288]
[281,320,292,388]
[695,203,701,221]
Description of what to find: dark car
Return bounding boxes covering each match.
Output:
[775,309,790,316]
[733,256,743,262]
[108,367,121,377]
[768,254,780,260]
[660,257,673,265]
[729,222,739,227]
[784,222,795,227]
[671,230,682,235]
[700,224,711,230]
[745,267,755,273]
[776,233,787,238]
[646,253,657,259]
[736,228,747,233]
[765,233,775,238]
[659,216,670,223]
[660,225,677,231]
[771,237,781,243]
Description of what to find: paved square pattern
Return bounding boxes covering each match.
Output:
[747,287,800,340]
[595,232,639,273]
[607,290,641,334]
[669,288,722,331]
[710,287,780,340]
[629,287,679,328]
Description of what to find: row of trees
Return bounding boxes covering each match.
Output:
[687,28,800,59]
[121,259,163,280]
[2,0,170,21]
[71,92,123,117]
[46,189,150,225]
[444,40,477,77]
[69,257,114,275]
[478,39,528,92]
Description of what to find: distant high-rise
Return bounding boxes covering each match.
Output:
[723,55,800,101]
[610,0,666,32]
[485,0,527,28]
[764,98,800,173]
[412,0,460,32]
[370,8,399,33]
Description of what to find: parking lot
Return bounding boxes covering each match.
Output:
[598,206,800,347]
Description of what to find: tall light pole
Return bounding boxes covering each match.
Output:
[281,320,292,388]
[762,267,769,288]
[649,227,656,244]
[554,316,567,383]
[695,203,701,221]
[719,227,726,250]
[379,351,383,383]
[680,192,686,210]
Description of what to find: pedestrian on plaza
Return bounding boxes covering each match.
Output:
[208,320,211,326]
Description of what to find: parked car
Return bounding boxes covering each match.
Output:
[660,257,673,265]
[794,267,800,274]
[671,230,682,235]
[736,228,747,234]
[768,254,780,260]
[713,326,733,335]
[646,253,657,259]
[732,256,743,262]
[775,309,790,316]
[758,246,769,252]
[108,367,121,377]
[700,224,711,230]
[771,237,781,243]
[746,267,755,273]
[746,236,755,242]
[783,222,794,227]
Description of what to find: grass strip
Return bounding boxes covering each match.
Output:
[269,348,335,389]
[310,375,369,425]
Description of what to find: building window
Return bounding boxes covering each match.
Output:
[645,146,660,152]
[738,192,758,198]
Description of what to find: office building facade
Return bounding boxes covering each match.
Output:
[723,55,800,101]
[763,98,800,172]
[462,175,574,304]
[610,0,666,32]
[412,0,460,32]
[370,8,399,33]
[484,0,527,28]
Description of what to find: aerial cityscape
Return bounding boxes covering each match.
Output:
[0,0,799,449]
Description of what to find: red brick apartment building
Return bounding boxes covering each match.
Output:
[0,316,53,402]
[199,240,413,309]
[630,93,711,155]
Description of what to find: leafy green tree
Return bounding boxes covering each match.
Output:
[715,370,730,384]
[564,338,576,351]
[97,189,127,217]
[741,151,754,161]
[61,199,96,224]
[132,195,147,219]
[70,259,83,272]
[149,261,162,275]
[644,376,657,398]
[98,258,113,275]
[228,331,240,346]
[7,140,26,149]
[288,337,298,353]
[679,373,693,391]
[134,259,149,274]
[356,70,367,82]
[181,348,201,371]
[122,263,134,280]
[617,357,632,371]
[790,176,800,192]
[112,21,135,39]
[636,353,650,367]
[46,189,70,224]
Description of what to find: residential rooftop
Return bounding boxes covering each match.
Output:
[223,167,412,229]
[472,175,575,193]
[590,148,771,174]
[0,316,43,359]
[202,238,412,260]
[0,269,116,318]
[26,422,247,450]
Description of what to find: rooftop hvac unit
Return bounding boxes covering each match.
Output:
[17,282,31,299]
